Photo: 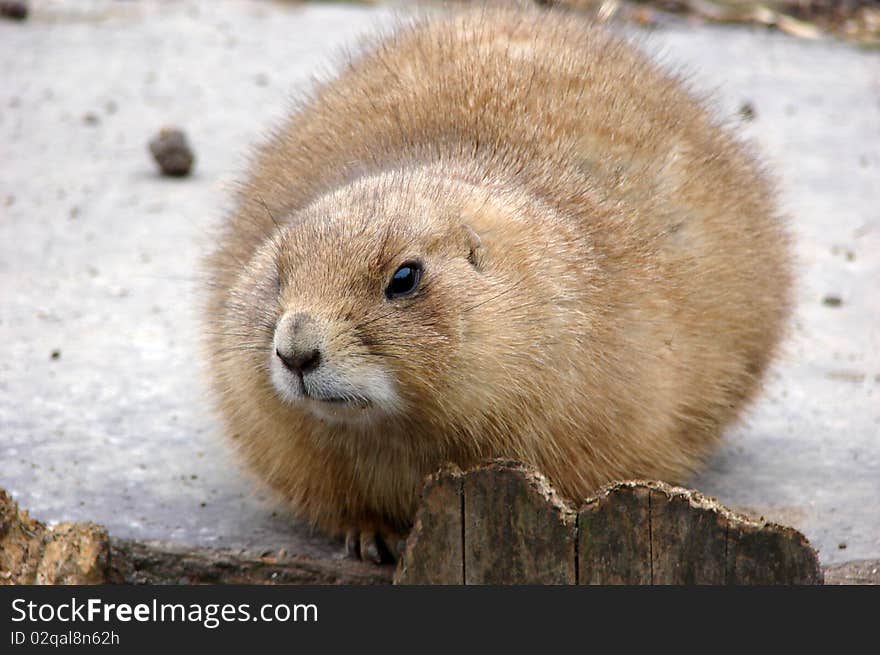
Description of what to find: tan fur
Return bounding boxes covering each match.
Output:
[203,7,792,542]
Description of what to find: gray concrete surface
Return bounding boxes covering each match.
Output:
[1,0,877,567]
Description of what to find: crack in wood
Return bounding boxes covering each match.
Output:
[648,488,654,585]
[460,474,466,585]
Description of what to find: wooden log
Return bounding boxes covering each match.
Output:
[0,488,392,585]
[397,460,577,584]
[726,518,824,585]
[0,488,109,585]
[108,539,392,585]
[580,481,824,585]
[398,463,823,585]
[648,484,731,584]
[578,484,652,584]
[393,466,464,584]
[463,461,576,584]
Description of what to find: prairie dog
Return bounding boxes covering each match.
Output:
[204,7,791,562]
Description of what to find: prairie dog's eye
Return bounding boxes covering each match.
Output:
[386,262,422,299]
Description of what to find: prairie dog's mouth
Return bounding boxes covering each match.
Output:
[301,390,377,425]
[314,395,347,404]
[306,393,372,409]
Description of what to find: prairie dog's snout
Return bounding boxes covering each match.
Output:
[274,312,324,377]
[269,307,398,420]
[270,309,346,408]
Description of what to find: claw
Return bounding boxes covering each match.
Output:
[360,530,382,564]
[342,525,408,564]
[345,529,360,559]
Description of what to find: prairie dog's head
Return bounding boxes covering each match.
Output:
[224,168,582,431]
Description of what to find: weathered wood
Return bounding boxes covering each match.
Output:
[462,460,576,584]
[397,463,823,585]
[0,488,392,585]
[726,519,823,585]
[645,482,824,585]
[578,484,652,584]
[0,489,109,585]
[394,466,464,584]
[580,481,823,585]
[108,539,393,585]
[649,485,730,584]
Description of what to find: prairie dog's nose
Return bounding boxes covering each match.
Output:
[276,347,321,375]
[274,312,324,376]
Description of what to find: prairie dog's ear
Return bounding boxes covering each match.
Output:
[461,223,483,271]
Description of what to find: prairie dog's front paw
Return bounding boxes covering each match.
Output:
[344,524,407,564]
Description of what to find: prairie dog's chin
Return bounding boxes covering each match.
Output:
[300,398,377,426]
[269,358,398,425]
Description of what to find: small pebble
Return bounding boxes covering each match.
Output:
[738,102,756,122]
[0,0,28,21]
[148,127,195,177]
[82,112,100,126]
[822,295,843,307]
